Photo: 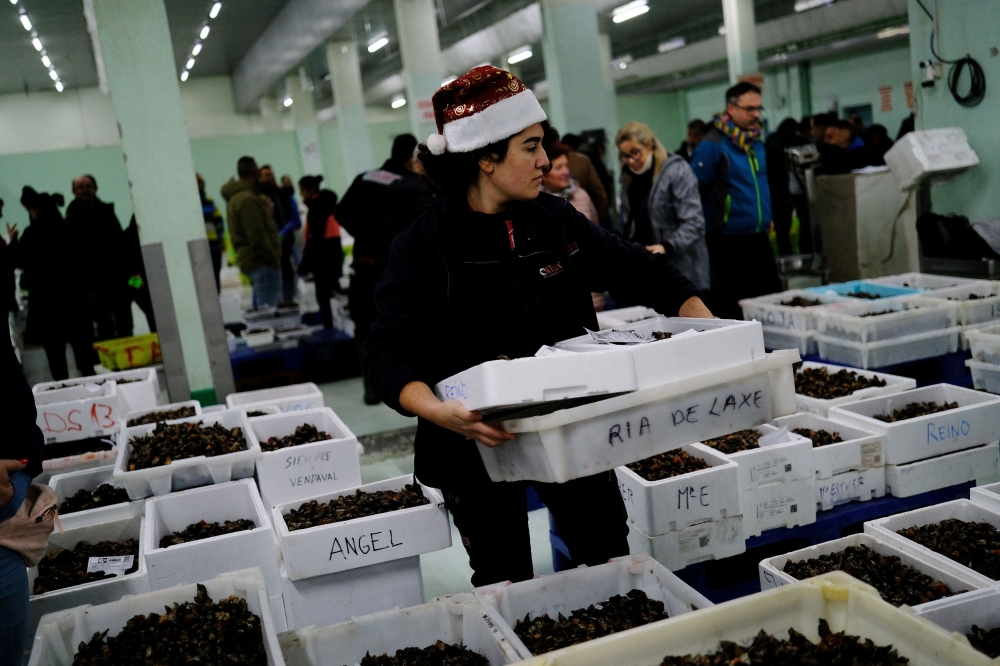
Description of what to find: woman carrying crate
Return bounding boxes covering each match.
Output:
[363,66,713,586]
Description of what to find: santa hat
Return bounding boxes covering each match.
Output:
[426,66,547,155]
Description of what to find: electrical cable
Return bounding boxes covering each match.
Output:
[914,0,986,108]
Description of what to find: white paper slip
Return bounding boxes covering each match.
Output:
[672,329,701,339]
[87,555,135,577]
[585,328,649,344]
[534,345,576,357]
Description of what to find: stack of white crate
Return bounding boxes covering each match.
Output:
[738,288,852,355]
[965,323,1000,393]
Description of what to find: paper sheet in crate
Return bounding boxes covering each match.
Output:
[815,467,885,510]
[626,516,745,571]
[742,477,817,538]
[48,466,143,530]
[482,350,798,484]
[773,410,885,478]
[33,381,121,444]
[887,443,999,498]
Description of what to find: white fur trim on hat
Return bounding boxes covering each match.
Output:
[426,133,447,155]
[441,89,547,154]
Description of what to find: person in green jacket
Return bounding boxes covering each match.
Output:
[222,156,282,307]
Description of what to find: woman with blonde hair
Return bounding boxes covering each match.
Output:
[616,120,710,291]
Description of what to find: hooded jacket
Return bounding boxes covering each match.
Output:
[221,178,281,274]
[690,127,772,235]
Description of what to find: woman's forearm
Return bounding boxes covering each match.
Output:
[678,296,714,318]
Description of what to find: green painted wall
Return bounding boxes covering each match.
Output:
[189,131,302,210]
[811,46,912,136]
[615,92,687,153]
[685,81,729,128]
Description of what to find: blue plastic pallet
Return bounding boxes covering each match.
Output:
[801,350,972,388]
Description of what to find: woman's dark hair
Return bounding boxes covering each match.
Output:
[52,192,65,208]
[298,174,324,192]
[20,186,61,220]
[547,141,571,162]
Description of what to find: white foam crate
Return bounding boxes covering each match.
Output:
[113,409,259,499]
[742,477,817,537]
[123,400,201,427]
[555,317,765,391]
[279,555,425,631]
[794,362,917,417]
[915,586,1000,651]
[758,533,983,607]
[739,289,852,331]
[626,516,745,571]
[828,384,1000,465]
[27,514,149,647]
[38,450,119,486]
[475,554,713,661]
[923,282,1000,326]
[268,590,287,633]
[967,324,1000,364]
[773,411,885,478]
[274,474,451,580]
[28,569,284,666]
[143,479,281,596]
[513,571,993,666]
[279,594,521,665]
[870,272,985,291]
[887,444,999,498]
[34,368,159,414]
[700,424,813,490]
[866,499,1000,586]
[813,296,960,343]
[243,325,276,347]
[226,382,324,412]
[247,408,362,508]
[968,359,1000,393]
[487,350,799,484]
[614,443,739,535]
[970,479,1000,514]
[762,325,816,354]
[596,306,659,329]
[815,466,885,510]
[817,326,962,369]
[48,465,143,530]
[33,381,121,444]
[435,350,637,414]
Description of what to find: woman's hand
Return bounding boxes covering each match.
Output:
[0,459,27,508]
[6,223,18,242]
[399,381,515,448]
[645,244,666,255]
[678,295,714,319]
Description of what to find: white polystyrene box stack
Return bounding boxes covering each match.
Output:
[758,533,983,609]
[741,477,817,537]
[225,382,324,413]
[97,368,160,413]
[793,362,916,417]
[48,466,143,530]
[33,381,121,444]
[143,480,281,597]
[626,516,746,571]
[113,409,260,499]
[474,554,713,661]
[27,514,149,648]
[773,411,885,478]
[483,350,799,484]
[866,499,1000,586]
[247,408,362,508]
[278,594,522,665]
[739,289,852,355]
[886,443,999,498]
[273,474,451,580]
[814,467,885,511]
[883,128,980,191]
[28,569,284,666]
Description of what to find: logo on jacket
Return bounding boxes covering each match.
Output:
[539,261,565,278]
[363,170,402,186]
[566,241,580,256]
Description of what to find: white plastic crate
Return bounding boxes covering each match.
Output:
[33,381,121,444]
[486,350,799,484]
[143,480,281,596]
[923,282,1000,326]
[757,533,982,609]
[828,384,1000,465]
[555,317,765,391]
[96,368,160,413]
[27,514,149,647]
[435,351,637,414]
[226,382,324,412]
[915,586,1000,654]
[772,411,885,478]
[48,466,143,530]
[273,475,451,580]
[37,449,119,486]
[614,443,740,535]
[512,572,993,666]
[887,444,999,498]
[28,569,284,666]
[247,408,362,508]
[123,400,201,427]
[595,306,659,329]
[475,554,713,661]
[279,555,425,631]
[742,477,817,537]
[866,499,1000,586]
[762,325,816,354]
[242,325,276,347]
[969,479,1000,515]
[870,272,984,291]
[813,296,960,343]
[794,362,917,417]
[701,424,813,490]
[968,359,1000,394]
[279,594,521,665]
[815,466,885,511]
[967,324,1000,364]
[113,409,259,499]
[626,516,745,571]
[817,326,962,369]
[739,289,852,331]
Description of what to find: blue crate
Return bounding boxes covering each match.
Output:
[804,281,920,299]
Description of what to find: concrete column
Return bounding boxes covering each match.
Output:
[788,64,804,121]
[721,0,759,83]
[798,61,813,117]
[86,0,220,401]
[540,0,608,134]
[287,74,324,177]
[327,41,375,178]
[393,0,445,141]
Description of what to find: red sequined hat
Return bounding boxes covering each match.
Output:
[426,65,547,155]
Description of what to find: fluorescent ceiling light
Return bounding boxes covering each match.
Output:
[367,36,389,53]
[877,25,910,39]
[31,36,41,51]
[186,58,195,70]
[507,47,532,64]
[391,96,407,109]
[612,0,648,23]
[41,54,50,67]
[209,2,222,19]
[282,97,293,107]
[180,70,189,81]
[794,0,834,12]
[48,69,58,80]
[200,25,210,39]
[55,81,63,91]
[192,42,202,55]
[10,0,17,4]
[19,12,31,30]
[611,55,633,70]
[658,37,686,53]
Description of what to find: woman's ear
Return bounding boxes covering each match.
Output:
[478,155,497,175]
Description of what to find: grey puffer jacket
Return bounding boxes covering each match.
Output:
[620,153,710,291]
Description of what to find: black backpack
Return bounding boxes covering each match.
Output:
[917,212,999,260]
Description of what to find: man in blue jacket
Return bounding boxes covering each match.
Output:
[691,82,781,319]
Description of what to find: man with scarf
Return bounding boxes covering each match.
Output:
[691,82,781,319]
